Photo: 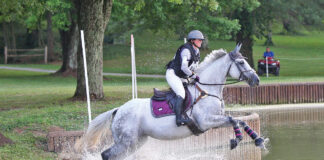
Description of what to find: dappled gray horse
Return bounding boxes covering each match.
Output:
[76,44,264,160]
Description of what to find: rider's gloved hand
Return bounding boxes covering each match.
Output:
[194,76,200,82]
[190,72,199,82]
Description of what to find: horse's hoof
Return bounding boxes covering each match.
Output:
[255,137,264,148]
[230,139,238,150]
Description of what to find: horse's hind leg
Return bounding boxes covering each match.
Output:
[101,135,148,160]
[239,120,265,148]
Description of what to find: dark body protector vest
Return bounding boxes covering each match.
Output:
[166,43,200,79]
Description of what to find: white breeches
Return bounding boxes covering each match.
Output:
[166,69,185,99]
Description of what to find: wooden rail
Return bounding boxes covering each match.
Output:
[223,82,324,104]
[4,46,48,64]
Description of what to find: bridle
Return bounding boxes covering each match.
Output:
[192,52,254,105]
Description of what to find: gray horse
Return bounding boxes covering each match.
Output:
[75,44,264,160]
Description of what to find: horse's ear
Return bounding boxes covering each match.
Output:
[234,43,242,53]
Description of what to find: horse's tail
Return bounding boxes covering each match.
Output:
[75,107,119,152]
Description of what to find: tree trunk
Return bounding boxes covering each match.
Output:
[235,9,255,69]
[56,20,78,76]
[73,0,113,100]
[47,12,55,61]
[236,32,254,68]
[25,29,39,48]
[37,21,44,47]
[3,22,16,53]
[264,31,274,46]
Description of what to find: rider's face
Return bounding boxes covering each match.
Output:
[193,39,203,48]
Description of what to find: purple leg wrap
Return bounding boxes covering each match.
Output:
[244,125,258,140]
[233,126,243,140]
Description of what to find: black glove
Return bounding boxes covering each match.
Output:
[194,76,200,82]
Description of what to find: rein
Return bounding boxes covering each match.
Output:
[190,55,253,106]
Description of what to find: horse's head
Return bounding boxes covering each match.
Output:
[228,44,260,87]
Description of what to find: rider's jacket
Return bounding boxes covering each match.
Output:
[166,43,200,78]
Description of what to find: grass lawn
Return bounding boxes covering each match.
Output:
[1,31,323,78]
[0,67,324,159]
[0,69,167,160]
[101,31,324,76]
[1,32,323,159]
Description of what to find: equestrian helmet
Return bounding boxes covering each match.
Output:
[187,30,204,40]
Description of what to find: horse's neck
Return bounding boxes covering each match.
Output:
[188,55,231,99]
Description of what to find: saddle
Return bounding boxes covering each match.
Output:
[151,87,192,118]
[150,87,205,136]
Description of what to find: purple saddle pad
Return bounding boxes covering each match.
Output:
[151,95,192,118]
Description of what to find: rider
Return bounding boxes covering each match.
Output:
[165,30,204,126]
[263,47,274,58]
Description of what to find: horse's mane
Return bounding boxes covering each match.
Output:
[196,49,227,73]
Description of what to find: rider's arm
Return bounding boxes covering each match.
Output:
[180,49,195,78]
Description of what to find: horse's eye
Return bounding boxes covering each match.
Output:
[238,60,244,64]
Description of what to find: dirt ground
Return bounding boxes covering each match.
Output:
[0,132,13,147]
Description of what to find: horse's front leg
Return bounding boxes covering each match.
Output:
[228,117,244,150]
[195,114,243,150]
[238,120,265,149]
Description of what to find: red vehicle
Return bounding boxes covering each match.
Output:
[257,57,280,76]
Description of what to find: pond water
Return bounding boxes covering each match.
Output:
[258,106,324,160]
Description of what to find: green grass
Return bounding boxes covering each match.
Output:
[253,32,324,76]
[103,31,324,76]
[2,31,324,77]
[0,69,167,160]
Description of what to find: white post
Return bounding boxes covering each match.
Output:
[4,46,7,64]
[44,46,48,64]
[266,56,269,78]
[184,38,187,43]
[80,30,92,123]
[131,34,137,99]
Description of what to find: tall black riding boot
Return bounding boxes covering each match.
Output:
[175,95,192,126]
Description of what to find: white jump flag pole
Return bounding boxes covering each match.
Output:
[80,30,92,123]
[131,34,138,99]
[266,56,269,78]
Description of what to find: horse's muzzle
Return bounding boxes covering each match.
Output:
[247,73,259,87]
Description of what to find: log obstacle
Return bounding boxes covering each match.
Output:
[47,111,260,160]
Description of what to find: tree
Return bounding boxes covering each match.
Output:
[107,0,242,44]
[73,0,113,100]
[273,0,324,34]
[46,0,79,75]
[255,0,324,47]
[0,0,24,51]
[230,0,260,68]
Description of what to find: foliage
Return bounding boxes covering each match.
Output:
[107,0,247,41]
[3,31,324,77]
[0,0,29,23]
[0,0,72,31]
[268,0,324,34]
[46,0,72,31]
